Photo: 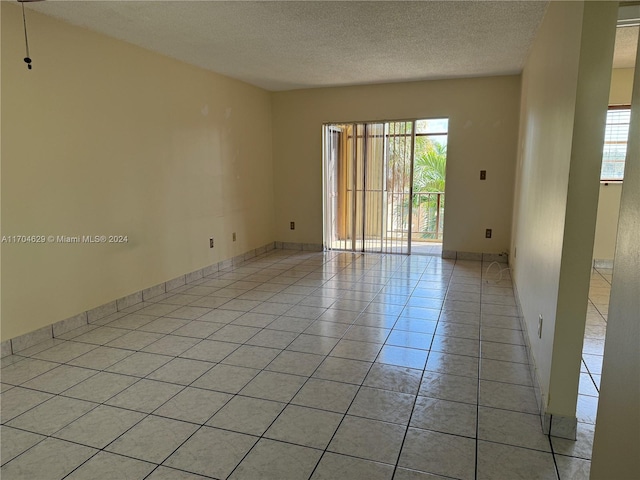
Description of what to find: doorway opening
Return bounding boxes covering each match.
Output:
[322,118,448,255]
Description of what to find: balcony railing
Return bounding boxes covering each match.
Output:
[411,192,444,242]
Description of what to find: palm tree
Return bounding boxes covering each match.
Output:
[412,141,447,240]
[413,141,447,193]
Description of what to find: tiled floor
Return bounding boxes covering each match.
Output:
[1,250,589,479]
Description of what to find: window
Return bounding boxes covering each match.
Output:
[601,106,631,181]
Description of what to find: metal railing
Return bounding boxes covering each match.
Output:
[411,192,444,242]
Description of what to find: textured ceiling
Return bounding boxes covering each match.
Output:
[27,0,552,91]
[25,1,637,91]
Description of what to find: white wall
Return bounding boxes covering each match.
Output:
[591,32,640,479]
[511,1,617,420]
[1,5,275,340]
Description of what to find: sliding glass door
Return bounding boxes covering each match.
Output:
[323,121,415,254]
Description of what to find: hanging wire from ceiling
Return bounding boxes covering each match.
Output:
[20,0,33,70]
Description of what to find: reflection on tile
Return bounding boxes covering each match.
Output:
[577,394,599,424]
[430,335,479,357]
[348,387,415,425]
[426,352,479,378]
[363,364,422,395]
[386,330,432,350]
[313,356,372,384]
[377,345,428,369]
[479,379,538,414]
[287,334,339,355]
[330,339,383,362]
[411,396,477,437]
[481,341,528,363]
[480,358,532,386]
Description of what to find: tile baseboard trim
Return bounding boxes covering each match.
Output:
[593,258,614,269]
[275,241,324,252]
[442,250,509,263]
[1,241,277,357]
[542,413,578,440]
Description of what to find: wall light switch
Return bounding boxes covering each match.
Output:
[480,170,487,180]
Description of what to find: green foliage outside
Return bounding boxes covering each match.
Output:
[386,126,447,240]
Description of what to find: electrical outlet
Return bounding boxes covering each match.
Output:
[290,221,295,230]
[209,237,214,248]
[538,315,543,338]
[485,229,492,239]
[480,170,487,180]
[232,232,236,242]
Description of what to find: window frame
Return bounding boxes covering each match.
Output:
[601,104,631,183]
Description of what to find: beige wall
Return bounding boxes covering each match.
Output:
[591,32,640,480]
[271,76,521,254]
[592,68,635,261]
[593,183,623,260]
[511,0,617,419]
[0,5,275,341]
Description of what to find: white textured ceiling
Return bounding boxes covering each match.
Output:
[25,1,634,91]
